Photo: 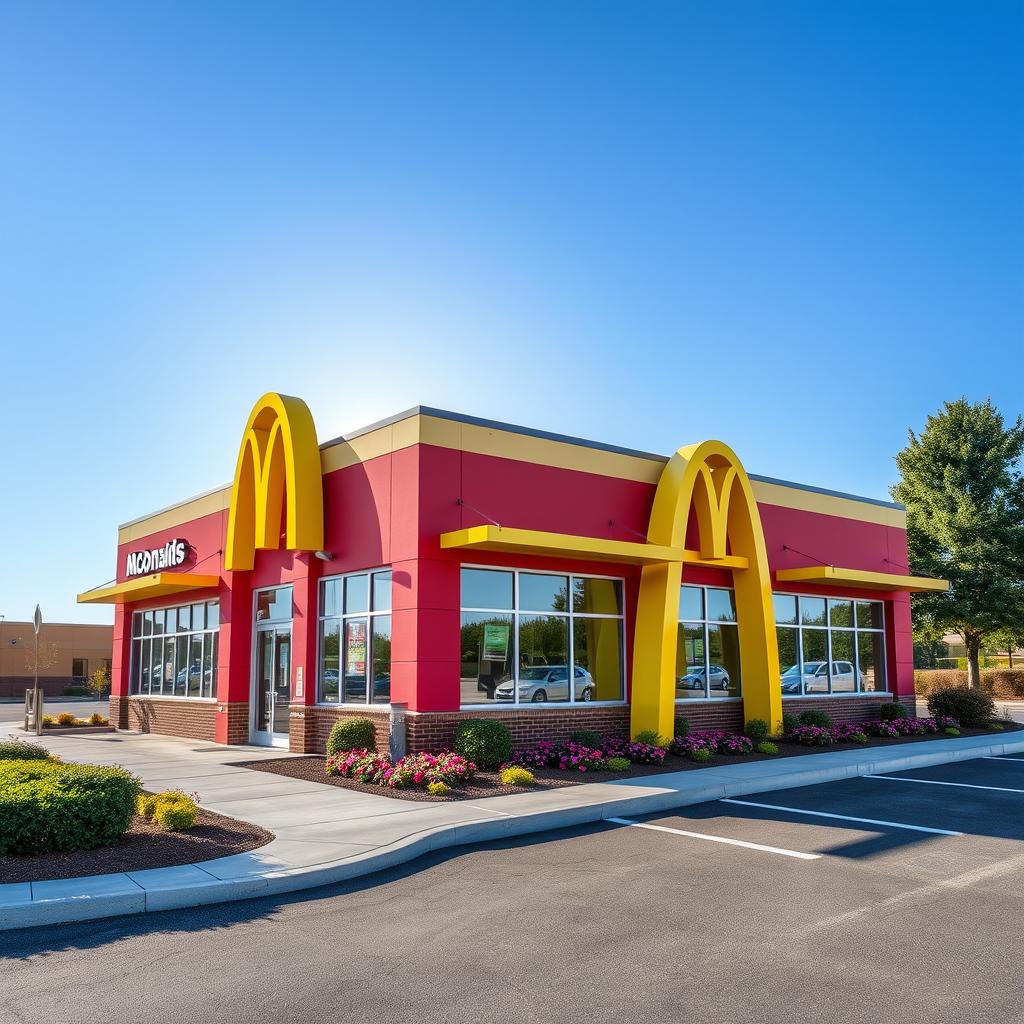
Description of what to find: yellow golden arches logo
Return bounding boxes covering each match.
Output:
[630,440,782,738]
[224,393,324,572]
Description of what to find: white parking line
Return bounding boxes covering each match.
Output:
[607,817,821,860]
[982,756,1024,763]
[721,798,962,836]
[867,775,1024,795]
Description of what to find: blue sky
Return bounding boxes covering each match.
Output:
[1,1,1021,624]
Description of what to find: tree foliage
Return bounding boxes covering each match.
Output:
[892,398,1024,686]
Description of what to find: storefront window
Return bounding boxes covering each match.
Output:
[773,593,886,695]
[318,569,392,704]
[130,601,220,698]
[460,568,624,706]
[676,585,741,700]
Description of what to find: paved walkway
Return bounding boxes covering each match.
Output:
[3,727,1024,930]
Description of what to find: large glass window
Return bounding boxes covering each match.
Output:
[773,593,887,695]
[130,601,220,698]
[460,568,624,706]
[676,586,741,700]
[318,569,392,704]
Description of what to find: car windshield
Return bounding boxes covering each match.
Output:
[687,668,706,677]
[782,665,803,677]
[520,667,556,680]
[803,662,826,673]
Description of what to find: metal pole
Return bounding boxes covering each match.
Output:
[34,629,41,736]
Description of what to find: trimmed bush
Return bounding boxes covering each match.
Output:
[136,793,158,818]
[153,792,200,831]
[56,712,76,727]
[326,717,378,755]
[0,739,52,761]
[916,668,1024,699]
[41,715,55,728]
[427,781,451,796]
[880,702,910,721]
[991,722,1006,731]
[927,686,996,728]
[799,710,833,728]
[756,741,779,755]
[944,727,961,736]
[850,732,869,744]
[745,719,770,742]
[605,756,631,771]
[674,715,690,738]
[690,747,712,763]
[500,766,535,786]
[570,729,603,749]
[453,720,512,770]
[781,713,800,735]
[88,713,108,725]
[0,761,140,855]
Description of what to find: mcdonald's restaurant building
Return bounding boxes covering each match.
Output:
[79,393,946,753]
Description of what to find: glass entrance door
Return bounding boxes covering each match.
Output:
[253,626,291,745]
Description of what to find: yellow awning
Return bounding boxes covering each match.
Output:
[775,565,948,593]
[439,525,748,569]
[77,572,221,605]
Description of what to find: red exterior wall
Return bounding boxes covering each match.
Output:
[110,433,914,747]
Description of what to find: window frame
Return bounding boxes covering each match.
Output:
[316,567,393,706]
[459,564,627,710]
[129,598,220,701]
[676,585,743,703]
[774,592,888,697]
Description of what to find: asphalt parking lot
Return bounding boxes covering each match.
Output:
[2,755,1024,1024]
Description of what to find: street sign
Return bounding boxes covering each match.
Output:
[32,604,42,636]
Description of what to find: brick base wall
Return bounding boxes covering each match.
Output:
[291,705,392,754]
[123,697,218,742]
[782,695,888,724]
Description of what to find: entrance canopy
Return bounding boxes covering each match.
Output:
[77,572,220,605]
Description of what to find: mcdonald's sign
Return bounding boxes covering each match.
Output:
[224,393,324,572]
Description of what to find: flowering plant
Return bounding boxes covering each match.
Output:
[719,734,753,755]
[787,725,835,746]
[387,751,476,789]
[619,742,667,765]
[325,749,393,784]
[668,730,731,756]
[507,740,605,772]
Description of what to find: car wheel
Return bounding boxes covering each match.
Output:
[580,687,593,702]
[721,675,729,689]
[531,690,547,703]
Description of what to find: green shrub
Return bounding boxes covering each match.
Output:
[880,702,910,721]
[570,729,603,749]
[927,686,996,728]
[944,726,961,736]
[781,713,800,735]
[500,766,535,786]
[605,756,631,772]
[799,710,833,728]
[88,712,108,725]
[674,715,690,738]
[0,761,140,855]
[633,729,669,748]
[41,715,55,728]
[453,720,512,770]
[756,740,779,755]
[136,792,158,818]
[745,719,769,742]
[326,717,378,755]
[851,732,869,744]
[56,712,76,727]
[152,792,199,831]
[427,781,451,796]
[0,739,52,761]
[690,747,712,763]
[990,722,1005,731]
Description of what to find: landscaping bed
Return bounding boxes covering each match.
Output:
[234,721,1021,803]
[0,808,273,884]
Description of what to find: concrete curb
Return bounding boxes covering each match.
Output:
[3,731,1023,931]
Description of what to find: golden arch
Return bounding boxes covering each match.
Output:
[224,393,324,571]
[630,440,781,738]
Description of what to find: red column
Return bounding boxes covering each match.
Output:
[888,593,914,700]
[111,604,132,699]
[215,573,252,743]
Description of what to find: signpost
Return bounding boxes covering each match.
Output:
[32,605,42,736]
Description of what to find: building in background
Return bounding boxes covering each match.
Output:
[0,621,112,698]
[79,393,946,751]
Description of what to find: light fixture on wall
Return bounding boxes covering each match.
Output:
[314,550,335,562]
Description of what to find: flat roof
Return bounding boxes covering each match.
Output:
[119,404,904,530]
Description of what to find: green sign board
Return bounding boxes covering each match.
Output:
[482,623,510,661]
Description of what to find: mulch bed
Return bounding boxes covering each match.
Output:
[0,809,274,885]
[232,722,1021,803]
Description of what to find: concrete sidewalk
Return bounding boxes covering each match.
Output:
[3,727,1024,931]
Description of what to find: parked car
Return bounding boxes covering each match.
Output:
[676,664,731,692]
[494,665,595,702]
[783,660,863,693]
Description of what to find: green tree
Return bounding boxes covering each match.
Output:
[87,665,110,700]
[892,399,1024,687]
[986,625,1024,669]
